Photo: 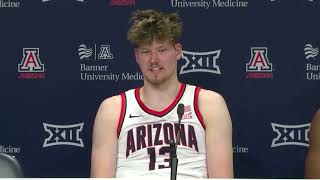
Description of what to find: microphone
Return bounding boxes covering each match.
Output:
[177,103,184,121]
[170,103,184,180]
[176,103,184,144]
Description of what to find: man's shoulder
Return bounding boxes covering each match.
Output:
[198,88,225,104]
[100,94,122,110]
[196,87,231,127]
[101,87,137,107]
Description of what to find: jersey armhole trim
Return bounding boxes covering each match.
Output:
[117,93,126,137]
[194,87,206,130]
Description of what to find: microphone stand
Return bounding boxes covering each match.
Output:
[170,139,178,180]
[170,103,184,180]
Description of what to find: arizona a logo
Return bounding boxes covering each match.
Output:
[246,47,273,79]
[18,48,45,79]
[98,45,114,59]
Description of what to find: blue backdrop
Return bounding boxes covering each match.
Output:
[0,0,319,178]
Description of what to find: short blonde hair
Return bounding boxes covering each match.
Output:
[127,10,183,47]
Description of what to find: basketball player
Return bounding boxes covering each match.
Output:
[90,10,233,178]
[305,109,320,178]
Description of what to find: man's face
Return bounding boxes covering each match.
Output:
[134,40,182,85]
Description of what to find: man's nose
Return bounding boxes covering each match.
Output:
[150,50,159,62]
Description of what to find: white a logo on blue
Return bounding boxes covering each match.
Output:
[78,44,114,60]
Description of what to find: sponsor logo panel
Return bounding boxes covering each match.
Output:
[0,145,21,154]
[170,0,248,9]
[18,48,46,79]
[78,43,143,81]
[180,50,221,75]
[0,0,20,8]
[245,47,273,79]
[271,123,310,148]
[233,145,249,153]
[43,122,84,147]
[304,43,320,80]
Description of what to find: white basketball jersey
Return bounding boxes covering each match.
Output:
[116,84,207,179]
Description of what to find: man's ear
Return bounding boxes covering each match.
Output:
[134,48,139,63]
[175,43,182,60]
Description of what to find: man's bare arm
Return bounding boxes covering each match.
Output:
[198,89,233,178]
[91,95,121,177]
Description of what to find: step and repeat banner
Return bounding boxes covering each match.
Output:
[0,0,319,178]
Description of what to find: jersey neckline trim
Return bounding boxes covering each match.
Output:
[134,83,186,117]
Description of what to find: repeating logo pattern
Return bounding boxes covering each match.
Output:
[180,50,221,74]
[246,47,273,79]
[78,44,114,60]
[78,44,93,60]
[43,123,84,147]
[304,43,320,80]
[271,123,310,148]
[79,42,143,81]
[18,48,45,79]
[304,44,319,60]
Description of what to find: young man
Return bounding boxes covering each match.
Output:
[91,10,233,178]
[305,109,320,178]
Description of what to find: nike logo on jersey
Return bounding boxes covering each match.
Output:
[129,114,141,118]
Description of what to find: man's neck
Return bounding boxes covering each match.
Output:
[140,79,181,111]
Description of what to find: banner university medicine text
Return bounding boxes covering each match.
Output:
[171,0,248,9]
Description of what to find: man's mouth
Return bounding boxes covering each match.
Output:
[150,67,161,71]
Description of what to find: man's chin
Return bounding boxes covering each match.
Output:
[145,77,165,85]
